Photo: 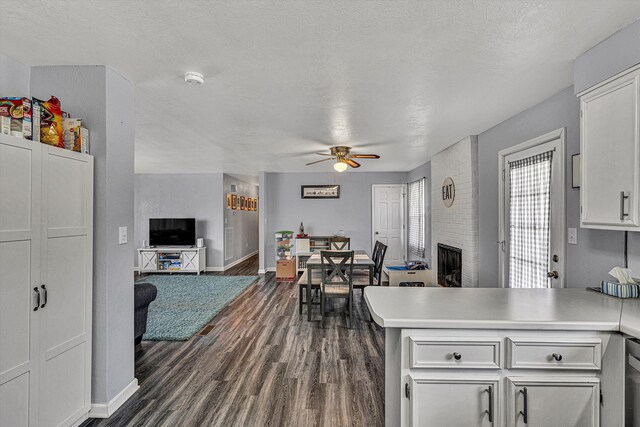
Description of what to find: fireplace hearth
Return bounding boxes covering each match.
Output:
[437,243,462,287]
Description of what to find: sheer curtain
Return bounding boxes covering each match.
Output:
[508,151,553,288]
[407,178,425,259]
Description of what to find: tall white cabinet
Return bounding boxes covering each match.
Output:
[0,134,94,427]
[580,66,640,231]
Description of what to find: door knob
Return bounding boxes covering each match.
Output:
[547,270,559,279]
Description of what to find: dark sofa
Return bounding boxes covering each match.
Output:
[134,282,157,345]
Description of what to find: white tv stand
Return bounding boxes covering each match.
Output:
[137,246,206,275]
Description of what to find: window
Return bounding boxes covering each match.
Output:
[407,178,425,259]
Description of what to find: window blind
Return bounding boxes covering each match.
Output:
[508,151,553,288]
[407,178,425,259]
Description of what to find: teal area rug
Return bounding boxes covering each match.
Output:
[139,275,258,341]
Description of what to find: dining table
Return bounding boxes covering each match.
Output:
[304,249,375,321]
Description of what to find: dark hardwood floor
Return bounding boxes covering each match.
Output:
[86,254,385,426]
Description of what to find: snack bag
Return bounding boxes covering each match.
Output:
[37,96,64,147]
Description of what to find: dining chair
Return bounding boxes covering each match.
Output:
[319,250,355,328]
[329,236,351,250]
[352,242,387,288]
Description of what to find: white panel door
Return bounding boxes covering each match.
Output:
[0,137,41,427]
[408,376,498,426]
[373,185,405,264]
[39,147,93,427]
[581,68,640,230]
[507,377,599,427]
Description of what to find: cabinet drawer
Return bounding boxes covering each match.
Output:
[409,337,501,369]
[507,338,602,370]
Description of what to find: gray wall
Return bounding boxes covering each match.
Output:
[30,65,136,404]
[134,173,225,269]
[574,18,640,94]
[478,86,634,288]
[223,174,259,266]
[263,171,407,269]
[407,161,432,266]
[0,53,30,97]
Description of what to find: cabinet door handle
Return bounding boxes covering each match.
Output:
[552,352,562,362]
[33,287,40,311]
[621,191,630,221]
[519,387,528,424]
[40,284,48,308]
[453,352,462,360]
[484,385,494,423]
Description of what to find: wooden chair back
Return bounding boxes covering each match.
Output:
[329,236,351,251]
[320,250,354,292]
[373,242,387,284]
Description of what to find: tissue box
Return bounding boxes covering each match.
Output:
[601,281,640,298]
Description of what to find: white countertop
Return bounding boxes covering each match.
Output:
[364,287,624,331]
[621,299,640,337]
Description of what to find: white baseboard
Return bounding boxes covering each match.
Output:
[90,378,139,418]
[224,250,259,271]
[258,269,266,274]
[266,267,276,272]
[205,266,224,272]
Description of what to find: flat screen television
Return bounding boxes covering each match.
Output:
[149,218,196,247]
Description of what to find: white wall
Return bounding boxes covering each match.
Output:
[0,53,30,96]
[134,173,225,269]
[263,171,407,269]
[223,174,259,267]
[30,65,136,405]
[431,136,479,287]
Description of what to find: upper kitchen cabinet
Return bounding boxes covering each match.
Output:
[580,66,640,231]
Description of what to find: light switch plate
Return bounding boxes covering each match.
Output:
[119,226,128,245]
[568,228,577,245]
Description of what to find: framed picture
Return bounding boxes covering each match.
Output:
[301,185,340,199]
[572,154,581,189]
[231,194,238,210]
[240,196,246,210]
[227,193,232,209]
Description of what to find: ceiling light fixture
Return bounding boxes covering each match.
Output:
[334,161,348,173]
[184,71,204,85]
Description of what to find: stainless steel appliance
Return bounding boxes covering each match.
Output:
[627,338,640,426]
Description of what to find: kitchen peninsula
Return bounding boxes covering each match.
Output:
[365,287,637,426]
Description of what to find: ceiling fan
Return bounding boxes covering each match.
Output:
[306,146,380,172]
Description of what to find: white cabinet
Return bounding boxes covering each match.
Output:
[137,247,206,275]
[507,377,600,426]
[397,330,620,427]
[408,376,498,426]
[580,67,640,231]
[0,134,93,427]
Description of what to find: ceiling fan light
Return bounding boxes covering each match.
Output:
[334,161,348,172]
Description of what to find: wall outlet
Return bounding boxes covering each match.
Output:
[119,226,128,245]
[568,228,577,245]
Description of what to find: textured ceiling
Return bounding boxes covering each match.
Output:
[2,1,640,174]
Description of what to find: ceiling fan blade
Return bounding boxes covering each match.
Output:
[345,159,361,168]
[351,154,380,159]
[314,152,334,156]
[306,157,335,166]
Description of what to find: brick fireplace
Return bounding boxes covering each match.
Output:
[431,135,479,287]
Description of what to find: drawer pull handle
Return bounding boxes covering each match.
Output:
[484,385,493,423]
[33,287,40,311]
[453,352,462,361]
[552,353,563,362]
[519,387,528,424]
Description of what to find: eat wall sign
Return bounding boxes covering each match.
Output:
[442,177,455,208]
